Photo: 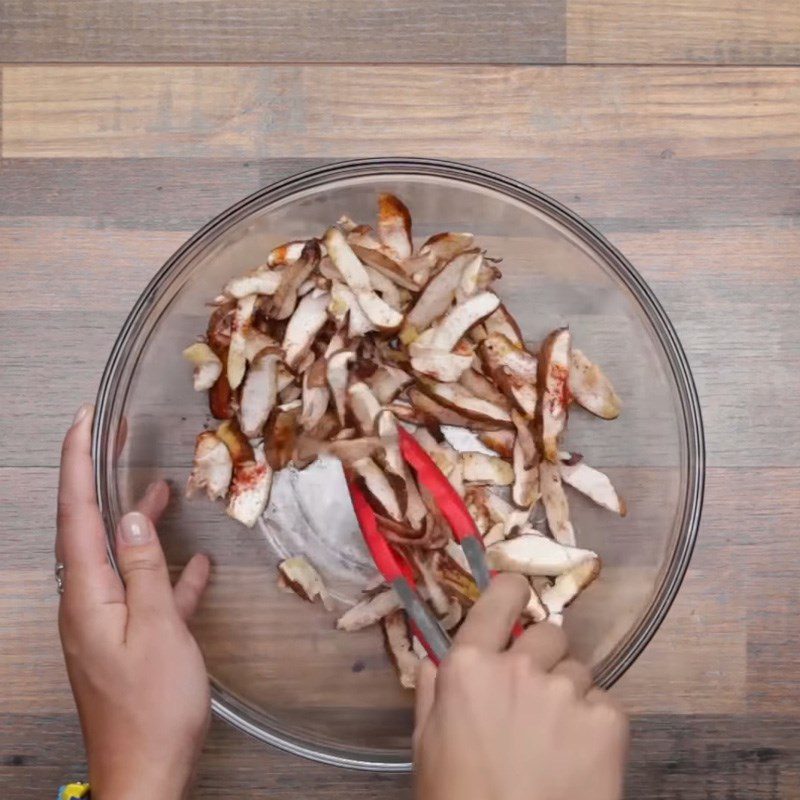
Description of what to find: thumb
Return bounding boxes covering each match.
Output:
[116,511,177,621]
[413,658,437,749]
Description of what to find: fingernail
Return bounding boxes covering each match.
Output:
[73,403,93,426]
[119,511,154,547]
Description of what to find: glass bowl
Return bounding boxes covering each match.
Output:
[93,158,704,771]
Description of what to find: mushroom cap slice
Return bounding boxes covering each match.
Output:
[418,231,475,261]
[186,431,233,500]
[483,521,506,547]
[459,367,511,409]
[512,433,540,509]
[337,588,401,631]
[348,381,382,436]
[216,418,255,465]
[350,241,418,291]
[239,347,281,438]
[351,457,403,522]
[486,532,597,576]
[355,288,403,331]
[484,304,524,346]
[227,294,257,390]
[569,348,621,420]
[559,453,626,516]
[264,406,300,471]
[427,291,501,352]
[183,342,223,391]
[416,379,513,427]
[410,348,474,383]
[277,556,333,611]
[365,365,413,405]
[535,327,571,462]
[460,452,515,486]
[402,249,482,341]
[382,610,419,690]
[540,558,601,615]
[477,429,516,459]
[377,193,413,261]
[226,444,273,528]
[330,281,375,338]
[270,240,322,321]
[479,332,538,417]
[324,226,372,292]
[539,460,576,546]
[222,267,282,299]
[282,290,330,370]
[406,388,501,431]
[300,357,331,432]
[267,239,307,267]
[327,349,356,426]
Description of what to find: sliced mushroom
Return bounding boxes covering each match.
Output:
[486,532,597,576]
[483,521,506,547]
[324,227,403,330]
[479,333,538,417]
[271,239,322,321]
[186,431,233,500]
[329,281,374,338]
[524,585,549,623]
[244,329,279,363]
[226,443,273,528]
[410,348,474,383]
[239,347,281,437]
[222,267,283,299]
[216,418,255,465]
[365,364,413,404]
[324,329,349,359]
[364,264,403,308]
[412,551,451,617]
[267,239,307,267]
[459,367,511,409]
[569,348,621,420]
[327,349,356,425]
[540,558,601,615]
[426,291,500,352]
[227,294,257,389]
[432,550,480,606]
[485,491,531,537]
[406,232,476,284]
[464,485,492,535]
[277,556,333,610]
[512,433,540,509]
[282,289,329,371]
[406,388,501,431]
[337,588,401,631]
[535,327,571,462]
[559,453,626,516]
[351,457,403,522]
[300,357,331,432]
[484,304,524,346]
[264,406,300,471]
[206,300,235,352]
[347,227,419,290]
[377,193,413,261]
[539,460,576,546]
[478,429,516,459]
[183,342,223,391]
[377,410,427,529]
[416,379,513,428]
[382,610,418,690]
[208,367,234,420]
[460,452,515,486]
[348,382,382,435]
[401,249,482,342]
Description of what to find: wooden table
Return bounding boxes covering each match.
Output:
[2,2,799,797]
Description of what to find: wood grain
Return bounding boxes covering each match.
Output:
[0,0,565,64]
[568,0,800,65]
[4,66,800,160]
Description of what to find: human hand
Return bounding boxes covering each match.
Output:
[57,405,212,800]
[413,573,629,800]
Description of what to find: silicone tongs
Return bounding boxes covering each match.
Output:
[346,427,495,664]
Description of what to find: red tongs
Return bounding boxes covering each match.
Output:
[347,427,496,664]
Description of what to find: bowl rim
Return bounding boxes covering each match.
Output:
[93,157,705,771]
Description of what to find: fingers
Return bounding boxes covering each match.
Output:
[510,621,568,672]
[57,405,124,605]
[173,553,211,621]
[414,658,437,739]
[135,479,170,523]
[550,658,593,696]
[453,573,529,652]
[115,511,177,624]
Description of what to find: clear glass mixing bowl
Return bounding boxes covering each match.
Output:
[93,159,704,770]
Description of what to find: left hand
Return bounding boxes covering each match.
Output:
[57,404,212,800]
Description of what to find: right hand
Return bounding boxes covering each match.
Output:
[413,573,629,800]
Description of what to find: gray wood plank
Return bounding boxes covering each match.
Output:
[0,0,565,64]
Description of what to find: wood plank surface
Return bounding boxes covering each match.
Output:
[1,7,800,799]
[568,0,800,65]
[0,1,566,64]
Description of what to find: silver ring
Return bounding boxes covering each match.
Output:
[55,562,65,595]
